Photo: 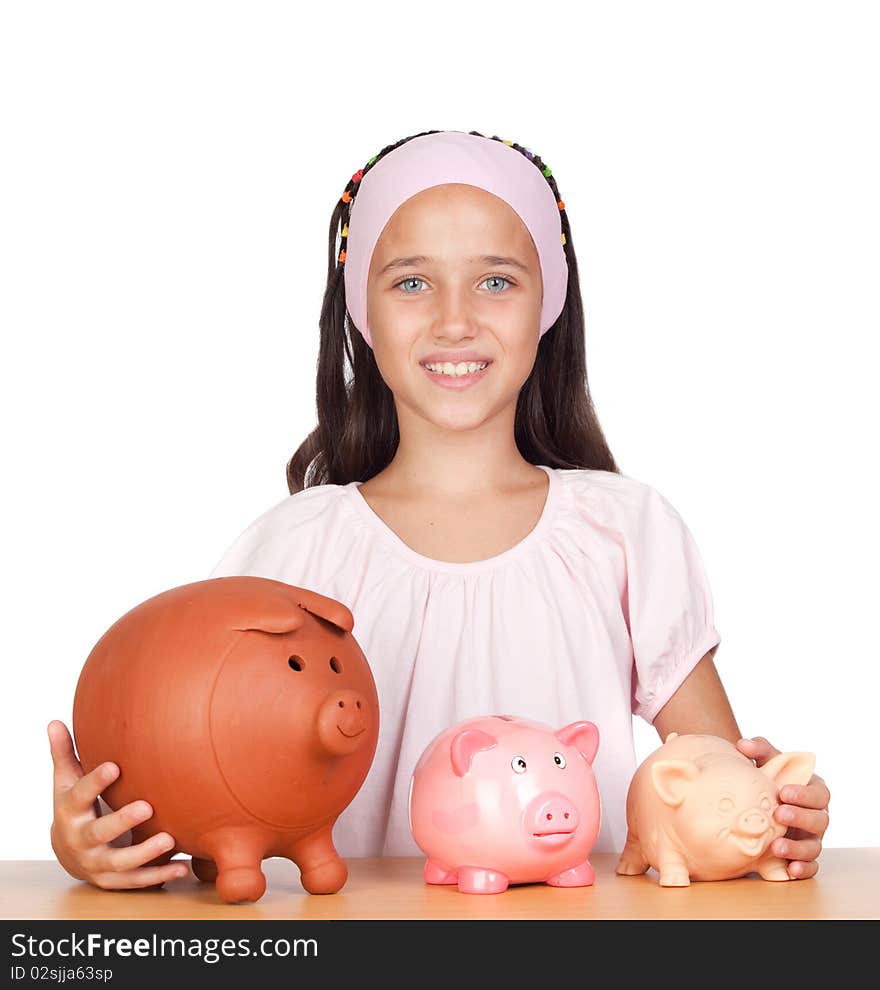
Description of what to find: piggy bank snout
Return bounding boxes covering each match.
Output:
[317,688,371,755]
[737,807,772,836]
[525,791,579,840]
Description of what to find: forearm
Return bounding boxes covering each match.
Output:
[652,652,741,744]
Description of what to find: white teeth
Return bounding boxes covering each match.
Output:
[424,361,488,377]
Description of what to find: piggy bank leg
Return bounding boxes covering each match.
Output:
[288,825,347,894]
[457,866,509,894]
[424,859,458,885]
[190,857,219,884]
[547,860,595,887]
[756,852,792,882]
[201,829,267,904]
[657,851,691,887]
[615,830,650,876]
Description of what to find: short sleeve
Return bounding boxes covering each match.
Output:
[204,485,342,581]
[621,483,721,723]
[205,499,288,578]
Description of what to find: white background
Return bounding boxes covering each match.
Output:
[2,1,877,858]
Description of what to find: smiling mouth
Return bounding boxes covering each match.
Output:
[421,362,492,385]
[733,832,771,857]
[337,726,366,739]
[532,830,575,839]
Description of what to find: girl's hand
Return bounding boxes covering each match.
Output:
[48,720,189,890]
[736,735,831,879]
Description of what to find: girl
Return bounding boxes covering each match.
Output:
[48,129,830,890]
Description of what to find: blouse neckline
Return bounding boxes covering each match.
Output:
[341,464,559,574]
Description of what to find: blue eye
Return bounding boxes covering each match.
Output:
[481,275,513,292]
[394,275,515,294]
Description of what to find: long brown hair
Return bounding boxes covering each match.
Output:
[286,128,620,493]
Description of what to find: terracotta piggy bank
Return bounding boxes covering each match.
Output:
[73,576,379,903]
[408,715,601,894]
[615,732,815,886]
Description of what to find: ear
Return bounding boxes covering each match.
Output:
[555,721,600,766]
[224,578,354,635]
[293,590,355,633]
[651,760,700,808]
[450,729,498,777]
[760,751,816,790]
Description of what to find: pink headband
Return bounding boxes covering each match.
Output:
[341,131,569,349]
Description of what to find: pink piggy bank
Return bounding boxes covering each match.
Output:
[408,715,601,894]
[616,732,816,886]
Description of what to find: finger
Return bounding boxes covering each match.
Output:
[771,834,822,862]
[86,799,155,846]
[735,736,781,766]
[48,721,84,793]
[96,830,179,873]
[775,803,830,838]
[66,761,120,812]
[93,860,190,891]
[780,778,830,811]
[786,859,819,880]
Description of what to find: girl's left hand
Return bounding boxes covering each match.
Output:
[736,735,831,879]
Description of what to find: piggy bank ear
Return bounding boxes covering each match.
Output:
[760,751,816,790]
[651,760,700,808]
[555,721,600,765]
[450,729,498,777]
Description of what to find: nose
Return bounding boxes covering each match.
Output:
[738,808,771,837]
[526,791,579,835]
[433,285,480,335]
[317,689,370,755]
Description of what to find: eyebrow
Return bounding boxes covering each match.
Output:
[378,254,530,276]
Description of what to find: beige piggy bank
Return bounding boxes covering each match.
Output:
[616,732,815,886]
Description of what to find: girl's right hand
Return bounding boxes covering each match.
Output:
[48,720,190,890]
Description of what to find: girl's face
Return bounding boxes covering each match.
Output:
[365,183,543,432]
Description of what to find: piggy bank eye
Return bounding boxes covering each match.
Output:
[760,796,772,812]
[553,752,567,769]
[329,656,342,674]
[718,797,735,813]
[511,756,527,774]
[288,655,305,671]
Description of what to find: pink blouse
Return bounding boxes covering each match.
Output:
[207,466,721,857]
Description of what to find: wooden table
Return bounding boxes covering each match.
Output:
[3,850,878,920]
